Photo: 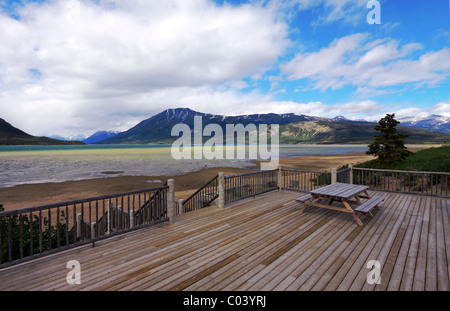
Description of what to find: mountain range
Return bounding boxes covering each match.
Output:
[397,115,450,134]
[48,131,120,144]
[81,131,120,144]
[2,108,449,146]
[0,118,85,145]
[98,108,323,144]
[95,108,450,145]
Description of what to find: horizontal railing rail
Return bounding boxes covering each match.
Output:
[282,168,331,192]
[0,186,169,268]
[224,169,278,203]
[353,168,449,197]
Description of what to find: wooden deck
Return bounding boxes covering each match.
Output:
[0,190,448,291]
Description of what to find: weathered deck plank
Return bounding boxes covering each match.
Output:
[321,192,403,291]
[0,190,448,291]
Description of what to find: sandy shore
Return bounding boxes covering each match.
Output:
[0,145,435,211]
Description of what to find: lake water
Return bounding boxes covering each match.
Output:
[0,144,368,188]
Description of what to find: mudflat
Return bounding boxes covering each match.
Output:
[0,145,433,211]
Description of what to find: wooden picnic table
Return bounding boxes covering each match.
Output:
[296,182,384,226]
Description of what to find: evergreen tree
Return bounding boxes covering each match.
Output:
[367,113,412,166]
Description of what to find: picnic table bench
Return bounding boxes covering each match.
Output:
[353,195,384,216]
[295,182,384,226]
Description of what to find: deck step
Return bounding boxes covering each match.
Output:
[354,196,384,215]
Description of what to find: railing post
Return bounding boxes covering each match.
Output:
[91,222,96,239]
[178,199,184,214]
[76,213,82,238]
[218,172,225,208]
[107,201,111,234]
[278,165,282,191]
[331,168,337,184]
[129,209,135,228]
[167,179,175,224]
[349,164,353,184]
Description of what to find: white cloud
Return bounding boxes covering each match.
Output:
[252,99,448,122]
[267,0,368,25]
[428,100,450,117]
[290,100,385,121]
[393,107,430,119]
[0,0,289,136]
[360,100,450,120]
[280,33,450,92]
[280,33,367,90]
[0,1,448,138]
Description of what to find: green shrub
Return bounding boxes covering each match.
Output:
[311,172,331,186]
[1,205,74,263]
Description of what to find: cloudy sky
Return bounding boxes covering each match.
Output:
[0,0,449,138]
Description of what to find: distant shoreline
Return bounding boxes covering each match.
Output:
[0,143,372,189]
[0,144,439,212]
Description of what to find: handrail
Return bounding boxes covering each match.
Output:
[224,169,278,203]
[0,186,168,217]
[352,167,449,197]
[0,186,169,267]
[281,168,329,174]
[353,167,449,175]
[135,183,168,216]
[183,174,219,204]
[281,168,331,192]
[181,175,219,213]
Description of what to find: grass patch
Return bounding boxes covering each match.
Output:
[355,145,450,172]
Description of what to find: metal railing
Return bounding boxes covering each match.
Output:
[353,168,449,197]
[282,168,331,192]
[180,175,219,214]
[0,186,169,267]
[224,169,278,203]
